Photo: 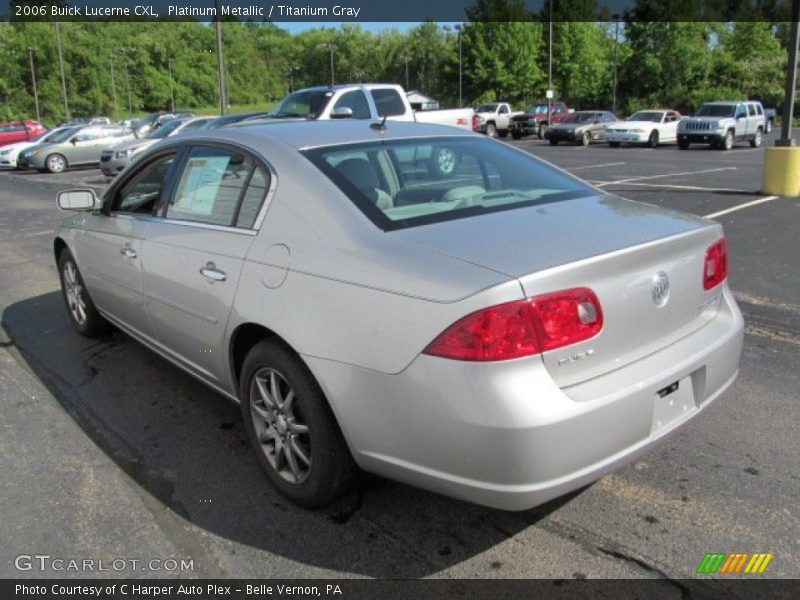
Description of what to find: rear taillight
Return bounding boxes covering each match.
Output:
[423,288,603,362]
[471,114,480,132]
[703,238,728,290]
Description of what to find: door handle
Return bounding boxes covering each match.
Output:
[200,262,226,282]
[119,246,137,259]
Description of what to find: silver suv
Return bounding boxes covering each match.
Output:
[678,101,765,150]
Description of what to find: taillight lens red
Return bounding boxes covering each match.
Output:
[423,288,603,362]
[703,238,728,290]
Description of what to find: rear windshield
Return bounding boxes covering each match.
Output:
[628,111,664,122]
[270,90,332,119]
[564,113,596,123]
[696,104,736,117]
[303,137,594,231]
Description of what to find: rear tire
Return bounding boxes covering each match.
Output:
[537,124,548,139]
[549,139,558,146]
[240,340,356,508]
[428,146,459,177]
[750,127,763,148]
[57,249,109,338]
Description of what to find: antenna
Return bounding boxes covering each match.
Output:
[370,115,388,131]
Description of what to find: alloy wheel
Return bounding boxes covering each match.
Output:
[63,260,87,325]
[249,367,312,484]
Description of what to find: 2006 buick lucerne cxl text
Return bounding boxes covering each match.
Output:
[53,121,743,511]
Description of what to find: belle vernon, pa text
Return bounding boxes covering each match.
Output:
[16,584,343,597]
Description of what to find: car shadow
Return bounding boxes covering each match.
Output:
[2,291,583,578]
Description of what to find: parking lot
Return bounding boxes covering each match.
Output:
[1,131,798,583]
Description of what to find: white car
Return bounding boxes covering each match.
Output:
[0,127,67,169]
[605,109,682,148]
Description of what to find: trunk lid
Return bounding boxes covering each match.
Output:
[393,194,724,386]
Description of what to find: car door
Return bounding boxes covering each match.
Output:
[78,150,179,338]
[68,128,104,165]
[141,144,271,385]
[662,112,679,142]
[734,103,748,138]
[746,103,758,137]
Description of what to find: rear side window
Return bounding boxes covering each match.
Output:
[370,89,406,117]
[166,146,268,229]
[304,137,593,231]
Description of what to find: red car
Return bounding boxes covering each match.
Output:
[0,120,46,148]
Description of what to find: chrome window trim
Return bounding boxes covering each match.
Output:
[106,138,279,234]
[110,213,258,236]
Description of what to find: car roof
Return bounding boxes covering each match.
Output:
[214,120,476,151]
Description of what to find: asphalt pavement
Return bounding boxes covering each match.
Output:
[0,132,798,584]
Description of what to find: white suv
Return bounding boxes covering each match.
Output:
[678,101,766,150]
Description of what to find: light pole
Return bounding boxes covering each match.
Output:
[443,25,464,107]
[54,23,69,120]
[778,0,800,146]
[226,60,236,108]
[215,0,227,115]
[399,55,410,89]
[320,43,337,86]
[612,15,620,114]
[117,47,135,115]
[109,57,118,119]
[167,58,175,112]
[27,47,40,122]
[286,65,299,92]
[548,2,553,120]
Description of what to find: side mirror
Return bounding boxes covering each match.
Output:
[70,137,78,145]
[57,189,98,211]
[331,107,354,119]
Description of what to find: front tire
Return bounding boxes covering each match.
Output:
[240,340,356,508]
[46,153,67,173]
[722,130,734,151]
[580,131,591,146]
[647,130,659,148]
[485,122,497,138]
[58,249,109,337]
[428,146,459,177]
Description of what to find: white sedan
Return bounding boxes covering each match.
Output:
[605,110,682,148]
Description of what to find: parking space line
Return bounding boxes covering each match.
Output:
[595,167,738,187]
[591,181,752,193]
[566,162,627,171]
[704,195,779,219]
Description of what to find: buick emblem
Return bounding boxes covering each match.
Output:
[651,272,671,307]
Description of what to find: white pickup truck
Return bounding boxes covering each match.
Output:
[474,102,521,138]
[264,83,477,132]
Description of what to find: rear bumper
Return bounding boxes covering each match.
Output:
[306,285,743,511]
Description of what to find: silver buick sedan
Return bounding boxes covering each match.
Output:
[53,121,743,510]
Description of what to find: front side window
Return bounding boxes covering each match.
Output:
[270,90,332,118]
[304,137,594,231]
[112,154,175,215]
[166,146,268,228]
[334,91,371,119]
